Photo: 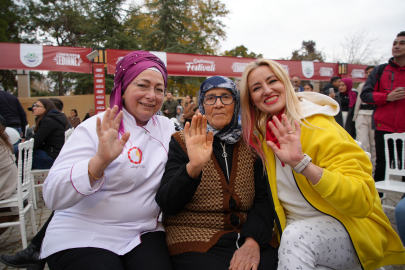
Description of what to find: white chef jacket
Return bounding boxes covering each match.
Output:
[40,108,175,258]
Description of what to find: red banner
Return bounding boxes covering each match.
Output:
[106,49,134,75]
[166,52,254,78]
[345,64,369,82]
[0,43,92,73]
[165,54,365,82]
[106,50,367,82]
[0,43,369,82]
[93,63,106,114]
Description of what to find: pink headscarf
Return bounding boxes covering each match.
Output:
[340,78,357,108]
[110,51,167,135]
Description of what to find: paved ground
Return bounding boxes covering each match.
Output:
[0,189,404,270]
[0,189,51,270]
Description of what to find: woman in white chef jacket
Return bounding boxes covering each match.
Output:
[41,51,175,270]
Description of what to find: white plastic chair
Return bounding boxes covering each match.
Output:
[64,127,74,141]
[31,128,75,208]
[0,139,37,249]
[375,133,405,211]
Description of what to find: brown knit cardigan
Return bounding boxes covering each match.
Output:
[164,131,256,256]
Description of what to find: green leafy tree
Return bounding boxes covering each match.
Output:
[290,40,325,62]
[0,0,29,93]
[143,0,197,53]
[25,0,92,95]
[223,45,263,58]
[141,0,229,96]
[187,0,229,55]
[0,0,27,43]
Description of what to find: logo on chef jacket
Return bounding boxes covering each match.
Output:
[128,147,143,164]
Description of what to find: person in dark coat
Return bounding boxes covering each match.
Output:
[82,109,95,122]
[156,76,278,270]
[0,90,27,138]
[26,99,68,169]
[322,76,343,126]
[338,78,357,138]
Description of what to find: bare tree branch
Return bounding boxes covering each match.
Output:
[337,28,383,65]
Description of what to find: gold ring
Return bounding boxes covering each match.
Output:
[287,131,294,134]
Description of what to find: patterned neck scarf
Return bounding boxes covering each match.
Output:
[198,76,242,144]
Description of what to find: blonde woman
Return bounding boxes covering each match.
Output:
[239,58,405,269]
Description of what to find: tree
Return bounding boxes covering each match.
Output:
[0,0,29,93]
[333,29,383,65]
[143,0,199,53]
[223,45,263,58]
[4,0,231,96]
[23,0,141,95]
[289,40,325,62]
[0,0,28,43]
[25,0,92,95]
[187,0,229,55]
[141,0,230,96]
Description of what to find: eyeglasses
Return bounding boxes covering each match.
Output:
[130,82,165,97]
[33,104,44,108]
[203,94,236,105]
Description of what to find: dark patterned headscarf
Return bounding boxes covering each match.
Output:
[198,76,242,144]
[110,51,167,135]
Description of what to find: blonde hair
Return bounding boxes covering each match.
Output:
[240,58,305,163]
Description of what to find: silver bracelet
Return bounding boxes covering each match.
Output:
[293,154,312,174]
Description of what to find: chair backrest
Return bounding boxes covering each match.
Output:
[17,139,34,201]
[64,128,74,142]
[384,132,405,179]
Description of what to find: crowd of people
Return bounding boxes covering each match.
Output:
[160,92,198,129]
[0,31,404,270]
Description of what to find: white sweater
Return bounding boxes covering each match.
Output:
[276,92,339,221]
[41,108,175,258]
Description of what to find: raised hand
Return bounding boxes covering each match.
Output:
[95,106,130,165]
[184,113,214,178]
[266,114,304,168]
[88,106,130,185]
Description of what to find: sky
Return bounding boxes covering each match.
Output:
[217,0,405,63]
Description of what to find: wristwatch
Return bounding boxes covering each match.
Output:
[293,154,312,174]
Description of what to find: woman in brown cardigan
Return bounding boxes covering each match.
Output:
[156,76,277,270]
[183,94,196,125]
[68,109,81,128]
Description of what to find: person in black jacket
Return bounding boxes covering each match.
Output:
[28,99,68,169]
[0,90,27,138]
[82,109,95,122]
[156,76,277,270]
[322,76,343,126]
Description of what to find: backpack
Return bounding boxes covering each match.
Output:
[376,63,388,90]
